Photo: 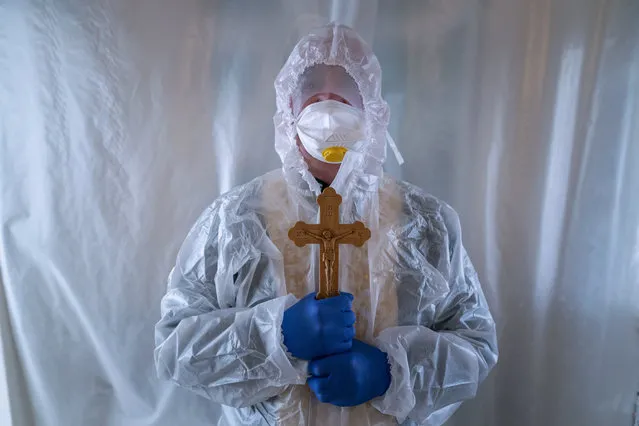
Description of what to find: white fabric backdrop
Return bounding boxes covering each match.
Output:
[1,1,638,425]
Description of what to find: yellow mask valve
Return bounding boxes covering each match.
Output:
[321,146,348,163]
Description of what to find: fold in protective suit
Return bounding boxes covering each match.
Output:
[154,23,498,426]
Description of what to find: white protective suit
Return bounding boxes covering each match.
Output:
[154,24,498,426]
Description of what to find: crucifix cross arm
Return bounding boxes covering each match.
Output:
[332,222,371,247]
[288,224,323,247]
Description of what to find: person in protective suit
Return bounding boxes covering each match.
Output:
[154,23,498,426]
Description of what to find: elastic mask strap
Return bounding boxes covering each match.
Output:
[386,131,405,165]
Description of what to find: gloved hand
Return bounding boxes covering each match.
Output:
[307,339,391,407]
[282,292,356,360]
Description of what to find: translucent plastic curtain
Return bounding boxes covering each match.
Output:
[1,1,638,425]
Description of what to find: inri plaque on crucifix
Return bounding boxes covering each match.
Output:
[288,187,371,299]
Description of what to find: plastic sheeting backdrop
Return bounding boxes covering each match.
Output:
[1,1,638,425]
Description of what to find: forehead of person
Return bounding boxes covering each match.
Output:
[293,64,364,116]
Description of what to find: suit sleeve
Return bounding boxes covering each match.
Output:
[371,204,498,424]
[154,203,307,408]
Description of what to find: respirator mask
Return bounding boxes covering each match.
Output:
[295,100,366,164]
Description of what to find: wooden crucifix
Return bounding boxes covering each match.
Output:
[288,187,371,299]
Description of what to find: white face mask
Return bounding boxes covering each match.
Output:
[295,100,366,164]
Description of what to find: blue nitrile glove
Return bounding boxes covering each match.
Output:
[307,339,391,407]
[282,292,356,360]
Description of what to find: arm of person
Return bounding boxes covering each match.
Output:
[154,202,307,408]
[371,203,499,424]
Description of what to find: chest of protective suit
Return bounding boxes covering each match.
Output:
[254,177,448,426]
